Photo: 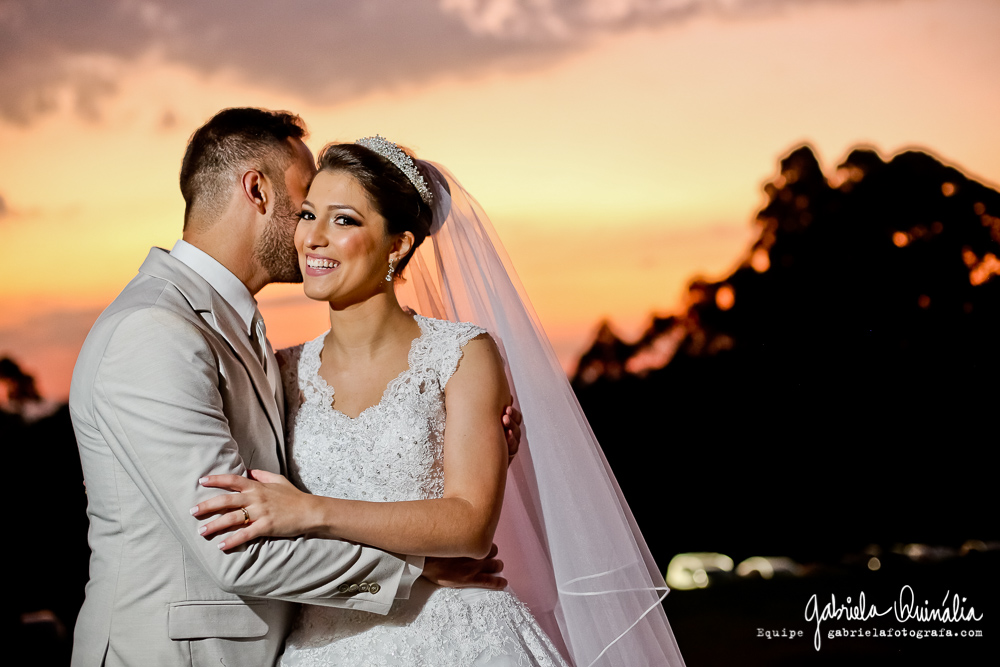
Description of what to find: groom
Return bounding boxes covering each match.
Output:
[69,108,517,666]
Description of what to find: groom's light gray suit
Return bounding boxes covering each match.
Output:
[69,247,418,666]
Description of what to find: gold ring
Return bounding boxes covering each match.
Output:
[239,507,250,525]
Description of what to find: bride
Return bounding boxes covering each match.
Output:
[192,136,686,667]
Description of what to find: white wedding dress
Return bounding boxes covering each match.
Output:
[276,314,570,667]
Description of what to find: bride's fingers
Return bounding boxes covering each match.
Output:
[248,469,289,485]
[199,474,254,490]
[198,508,252,539]
[190,492,247,517]
[218,523,263,551]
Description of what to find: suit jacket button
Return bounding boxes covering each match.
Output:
[368,583,381,595]
[359,583,370,592]
[348,583,360,593]
[338,584,350,593]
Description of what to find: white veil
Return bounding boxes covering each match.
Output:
[395,161,686,667]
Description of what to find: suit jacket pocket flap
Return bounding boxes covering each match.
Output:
[168,600,269,639]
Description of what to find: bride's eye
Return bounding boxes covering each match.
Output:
[333,215,359,226]
[296,210,315,221]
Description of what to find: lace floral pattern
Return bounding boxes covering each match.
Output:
[276,315,568,667]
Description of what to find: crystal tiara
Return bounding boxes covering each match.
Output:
[354,135,433,206]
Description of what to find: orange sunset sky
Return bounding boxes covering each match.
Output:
[1,0,998,400]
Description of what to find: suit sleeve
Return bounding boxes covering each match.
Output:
[91,307,418,613]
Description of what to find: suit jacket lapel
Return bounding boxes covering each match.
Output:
[208,295,286,461]
[139,249,287,471]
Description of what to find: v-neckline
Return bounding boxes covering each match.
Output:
[312,314,425,422]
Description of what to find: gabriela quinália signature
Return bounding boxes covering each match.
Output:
[804,585,983,650]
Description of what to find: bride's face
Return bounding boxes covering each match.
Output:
[295,169,397,305]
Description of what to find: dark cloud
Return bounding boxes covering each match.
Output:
[0,0,888,125]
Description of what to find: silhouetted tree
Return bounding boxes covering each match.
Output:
[4,358,87,665]
[574,146,1000,562]
[1,356,42,405]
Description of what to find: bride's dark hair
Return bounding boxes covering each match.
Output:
[316,143,433,276]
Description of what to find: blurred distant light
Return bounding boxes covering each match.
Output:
[969,253,1000,286]
[828,169,849,189]
[896,543,959,562]
[931,221,944,234]
[942,182,956,196]
[918,294,931,309]
[577,364,601,386]
[715,284,735,311]
[736,557,803,579]
[868,557,881,571]
[981,214,1000,243]
[962,247,978,267]
[892,231,910,248]
[960,540,988,555]
[665,553,734,591]
[687,285,708,306]
[830,165,865,190]
[973,202,986,215]
[963,302,974,314]
[706,334,734,354]
[737,557,774,579]
[750,247,770,273]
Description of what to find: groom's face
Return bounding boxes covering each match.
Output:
[254,138,316,284]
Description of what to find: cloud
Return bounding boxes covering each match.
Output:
[0,0,889,125]
[0,193,7,218]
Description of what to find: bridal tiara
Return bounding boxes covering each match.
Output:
[355,135,433,206]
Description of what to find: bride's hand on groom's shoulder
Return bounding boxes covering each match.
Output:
[422,544,508,590]
[191,470,323,551]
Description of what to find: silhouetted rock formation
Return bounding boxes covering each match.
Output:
[574,145,1000,562]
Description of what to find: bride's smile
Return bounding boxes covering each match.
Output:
[304,255,339,272]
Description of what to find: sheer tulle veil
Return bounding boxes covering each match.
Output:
[394,161,686,667]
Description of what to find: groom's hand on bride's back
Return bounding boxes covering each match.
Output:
[503,406,522,464]
[422,544,507,590]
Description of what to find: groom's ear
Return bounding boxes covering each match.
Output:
[239,169,269,215]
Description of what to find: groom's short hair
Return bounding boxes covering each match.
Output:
[180,108,308,229]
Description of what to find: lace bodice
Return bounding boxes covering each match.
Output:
[278,315,486,503]
[276,315,567,667]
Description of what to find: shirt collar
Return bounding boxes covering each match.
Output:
[170,240,257,335]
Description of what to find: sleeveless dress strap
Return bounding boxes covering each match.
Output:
[410,317,489,389]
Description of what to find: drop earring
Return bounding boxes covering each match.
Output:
[385,258,396,282]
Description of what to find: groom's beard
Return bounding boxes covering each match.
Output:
[255,184,303,284]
